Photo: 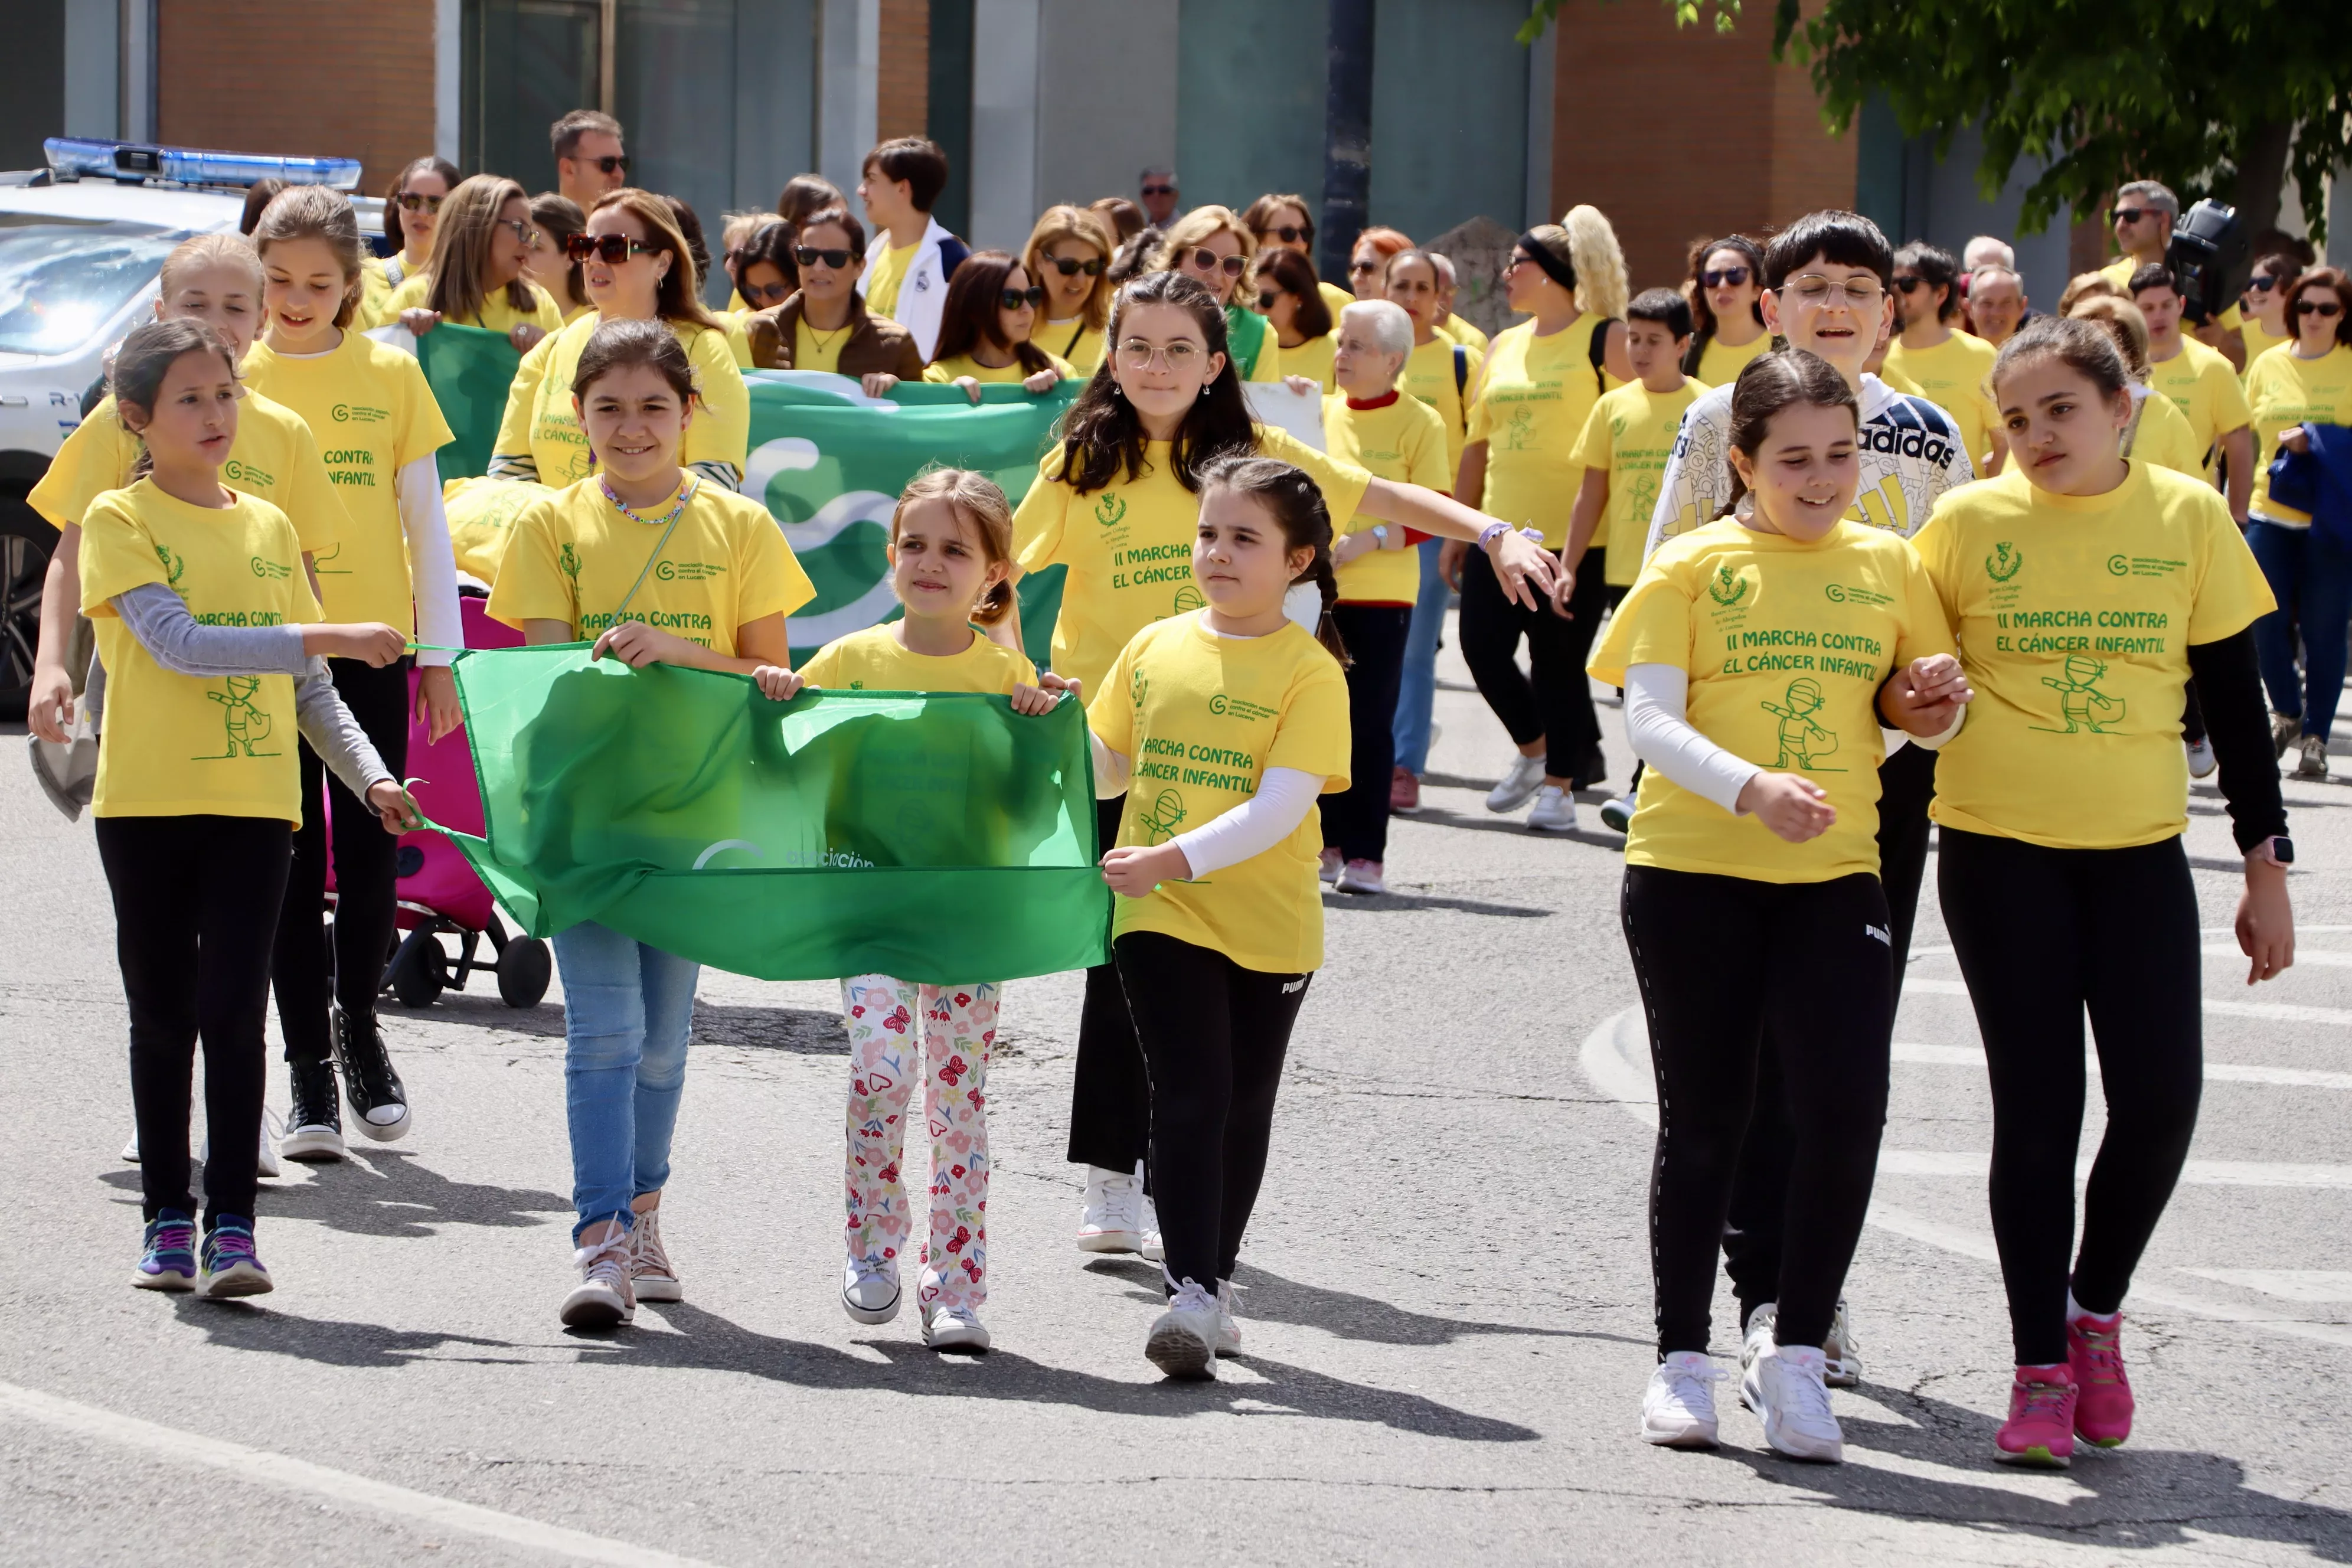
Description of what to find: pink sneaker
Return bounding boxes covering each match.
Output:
[2068,1311,2134,1448]
[1389,767,1421,813]
[1994,1363,2077,1468]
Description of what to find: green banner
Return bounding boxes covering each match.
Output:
[413,322,523,485]
[435,642,1106,983]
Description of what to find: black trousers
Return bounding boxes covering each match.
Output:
[1066,792,1151,1171]
[1324,602,1411,864]
[1623,867,1893,1356]
[1458,545,1607,779]
[97,815,294,1227]
[1939,827,2203,1366]
[1115,931,1312,1288]
[273,656,409,1064]
[1721,740,1936,1324]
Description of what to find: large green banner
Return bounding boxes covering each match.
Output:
[435,643,1107,984]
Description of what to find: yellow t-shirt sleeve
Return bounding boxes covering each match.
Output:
[921,363,954,383]
[1586,561,1693,687]
[75,492,169,614]
[1257,426,1372,524]
[2187,496,2278,644]
[1265,659,1353,791]
[1567,396,1613,473]
[386,273,430,315]
[682,326,751,476]
[482,499,574,631]
[394,354,456,472]
[1404,406,1451,493]
[1906,509,1964,629]
[28,402,135,528]
[494,329,555,463]
[1246,315,1282,383]
[796,641,844,689]
[1012,452,1072,574]
[1890,548,1959,667]
[1086,642,1138,757]
[523,285,565,335]
[734,517,817,625]
[2208,357,2253,433]
[276,416,347,558]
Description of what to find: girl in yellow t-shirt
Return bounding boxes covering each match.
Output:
[1079,455,1352,1379]
[488,321,810,1330]
[756,470,1054,1355]
[84,319,416,1299]
[2237,251,2299,375]
[1683,236,1771,387]
[387,174,564,352]
[1012,270,1562,1253]
[1024,204,1116,377]
[919,250,1075,399]
[248,183,463,1148]
[1590,348,1966,1461]
[1910,316,2292,1467]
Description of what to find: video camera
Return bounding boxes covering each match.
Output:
[2165,198,2247,326]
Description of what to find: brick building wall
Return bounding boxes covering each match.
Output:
[877,0,930,143]
[156,0,437,198]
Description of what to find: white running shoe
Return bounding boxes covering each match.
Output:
[1214,1278,1243,1357]
[922,1303,992,1351]
[842,1256,901,1324]
[1526,784,1577,831]
[1335,858,1387,895]
[560,1228,635,1329]
[1485,754,1545,813]
[1740,1301,1776,1380]
[1077,1165,1144,1253]
[1824,1298,1861,1388]
[121,1128,139,1162]
[1317,847,1342,884]
[1743,1340,1843,1462]
[2185,736,2217,779]
[1641,1351,1724,1448]
[1146,1277,1221,1380]
[1139,1184,1164,1262]
[627,1207,681,1302]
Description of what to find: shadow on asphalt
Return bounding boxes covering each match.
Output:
[103,1149,568,1239]
[1321,888,1552,918]
[384,992,849,1055]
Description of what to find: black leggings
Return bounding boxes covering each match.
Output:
[1066,792,1149,1172]
[1115,932,1312,1288]
[1938,827,2203,1366]
[1721,741,1936,1321]
[97,814,294,1227]
[1324,602,1411,864]
[1458,544,1607,779]
[273,656,409,1064]
[1623,867,1893,1357]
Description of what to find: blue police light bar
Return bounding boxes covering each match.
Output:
[44,138,363,191]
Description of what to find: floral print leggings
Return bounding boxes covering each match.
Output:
[841,975,998,1312]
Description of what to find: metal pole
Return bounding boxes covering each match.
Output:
[1319,0,1374,288]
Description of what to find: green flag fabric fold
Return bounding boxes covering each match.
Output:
[413,321,524,484]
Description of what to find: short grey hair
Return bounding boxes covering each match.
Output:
[2116,180,2178,216]
[1341,299,1413,359]
[1140,165,1175,184]
[1963,234,2014,270]
[1429,253,1456,288]
[1970,265,2023,294]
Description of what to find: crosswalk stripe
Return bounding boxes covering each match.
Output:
[1892,1041,2352,1090]
[1901,977,2352,1027]
[1877,1149,2352,1188]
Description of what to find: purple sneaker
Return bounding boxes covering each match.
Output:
[132,1210,197,1291]
[197,1217,273,1299]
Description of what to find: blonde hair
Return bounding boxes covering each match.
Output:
[424,174,535,325]
[159,232,264,300]
[2057,272,2121,317]
[252,185,366,329]
[1022,204,1118,332]
[892,468,1018,626]
[1152,205,1257,307]
[1560,204,1629,321]
[2066,294,2152,380]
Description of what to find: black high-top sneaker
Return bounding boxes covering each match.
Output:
[332,1005,411,1142]
[280,1057,347,1162]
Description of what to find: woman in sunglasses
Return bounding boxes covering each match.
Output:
[382,156,459,292]
[1243,193,1354,319]
[921,251,1073,403]
[1682,235,1769,386]
[490,188,750,492]
[740,207,926,394]
[1149,207,1283,382]
[1022,205,1117,375]
[522,193,593,325]
[387,175,564,354]
[2239,251,2302,374]
[1347,227,1413,302]
[725,220,800,321]
[1254,248,1337,393]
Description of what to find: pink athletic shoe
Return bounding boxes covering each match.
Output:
[1994,1363,2077,1468]
[2068,1311,2134,1448]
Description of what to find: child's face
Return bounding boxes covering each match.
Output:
[1995,355,2132,496]
[158,262,262,363]
[1730,400,1859,543]
[262,236,353,349]
[1624,320,1685,382]
[1760,252,1890,378]
[576,362,691,485]
[1194,486,1312,616]
[890,496,1004,621]
[130,349,241,472]
[1110,302,1224,423]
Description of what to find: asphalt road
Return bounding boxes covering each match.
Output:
[5,618,2350,1566]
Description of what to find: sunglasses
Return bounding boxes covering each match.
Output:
[496,218,538,246]
[564,233,661,263]
[999,285,1047,310]
[1185,248,1247,278]
[2247,275,2281,292]
[1259,224,1309,244]
[740,277,792,304]
[2297,299,2344,317]
[1699,266,1750,288]
[1045,254,1105,277]
[1257,291,1281,310]
[1893,275,1929,292]
[1140,183,1176,197]
[793,246,855,269]
[395,191,443,214]
[2112,207,2152,224]
[584,155,629,175]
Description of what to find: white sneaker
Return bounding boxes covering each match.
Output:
[627,1207,681,1302]
[1743,1340,1843,1462]
[197,1119,280,1179]
[1335,858,1387,895]
[1824,1298,1861,1387]
[1485,753,1545,813]
[1077,1165,1143,1253]
[1740,1301,1776,1379]
[122,1128,140,1163]
[1214,1278,1243,1357]
[560,1228,635,1329]
[1641,1351,1724,1448]
[1526,784,1577,831]
[1317,847,1342,884]
[1146,1277,1220,1380]
[842,1256,901,1324]
[1139,1184,1164,1262]
[922,1302,992,1351]
[2185,736,2217,779]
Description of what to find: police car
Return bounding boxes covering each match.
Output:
[0,138,381,714]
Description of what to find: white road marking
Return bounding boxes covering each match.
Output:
[2203,945,2352,968]
[1892,1041,2352,1090]
[1901,976,2352,1027]
[0,1380,726,1568]
[1877,1149,2352,1188]
[2183,1269,2352,1303]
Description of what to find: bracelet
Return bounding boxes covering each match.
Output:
[1478,520,1511,550]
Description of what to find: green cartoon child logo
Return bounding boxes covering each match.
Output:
[202,675,279,759]
[1500,404,1537,452]
[1760,677,1843,770]
[1136,789,1188,845]
[1706,564,1749,608]
[1985,541,2024,582]
[2035,653,2126,733]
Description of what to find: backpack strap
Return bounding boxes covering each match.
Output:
[1452,342,1469,397]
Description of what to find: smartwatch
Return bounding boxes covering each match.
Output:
[2256,835,2295,867]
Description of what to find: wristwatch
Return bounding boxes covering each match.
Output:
[2255,835,2295,867]
[1370,524,1390,543]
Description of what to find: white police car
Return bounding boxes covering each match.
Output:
[0,138,379,713]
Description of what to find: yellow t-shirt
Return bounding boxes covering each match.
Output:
[2129,387,2204,478]
[2099,255,2245,333]
[1089,613,1351,973]
[794,318,853,375]
[1400,335,1481,475]
[1322,393,1449,604]
[1570,377,1709,586]
[77,481,323,822]
[921,351,1078,385]
[1041,319,1106,378]
[799,622,1038,694]
[1589,517,1953,882]
[1012,426,1372,698]
[1883,331,2001,469]
[384,272,565,337]
[1466,314,1621,548]
[2147,337,2253,477]
[1317,280,1356,320]
[1436,314,1490,355]
[31,391,344,560]
[723,313,754,370]
[2242,317,2292,375]
[355,254,394,331]
[2246,344,2352,524]
[486,475,815,654]
[241,330,454,632]
[1910,462,2273,849]
[493,311,750,488]
[864,241,920,321]
[561,301,595,326]
[1280,332,1337,394]
[1696,329,1771,389]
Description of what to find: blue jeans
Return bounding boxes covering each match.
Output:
[1391,540,1449,776]
[552,922,700,1240]
[2246,519,2352,741]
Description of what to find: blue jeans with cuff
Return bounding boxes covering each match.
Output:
[553,921,700,1240]
[2246,517,2352,740]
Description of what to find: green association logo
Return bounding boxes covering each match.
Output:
[2108,554,2130,577]
[1706,564,1749,607]
[1208,692,1279,721]
[1985,541,2024,582]
[655,560,726,582]
[1136,788,1188,844]
[153,544,187,589]
[1129,665,1148,711]
[1500,404,1537,452]
[330,403,390,424]
[1824,582,1892,607]
[250,556,291,580]
[1095,492,1128,528]
[224,458,276,489]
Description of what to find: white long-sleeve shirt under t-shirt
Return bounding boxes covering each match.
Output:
[1642,373,1977,558]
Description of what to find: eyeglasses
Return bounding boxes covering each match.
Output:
[1259,224,1309,244]
[1141,183,1177,198]
[496,218,538,246]
[395,191,443,214]
[1257,291,1280,311]
[2297,299,2344,318]
[1114,338,1203,371]
[566,233,661,264]
[999,285,1047,310]
[2247,275,2281,292]
[1045,254,1104,277]
[1893,275,1929,292]
[1780,275,1885,308]
[2112,208,2151,225]
[1698,266,1750,288]
[793,246,855,269]
[1184,248,1247,279]
[584,155,629,175]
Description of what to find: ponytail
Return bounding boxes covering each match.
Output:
[1195,455,1352,668]
[890,466,1021,627]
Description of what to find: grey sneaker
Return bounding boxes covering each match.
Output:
[2297,733,2329,779]
[2272,711,2300,759]
[1527,784,1578,831]
[1824,1298,1862,1387]
[1485,753,1545,813]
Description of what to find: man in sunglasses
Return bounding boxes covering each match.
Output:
[2099,179,2246,371]
[1139,166,1181,228]
[551,109,629,214]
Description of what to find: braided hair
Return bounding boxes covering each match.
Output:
[1194,454,1351,668]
